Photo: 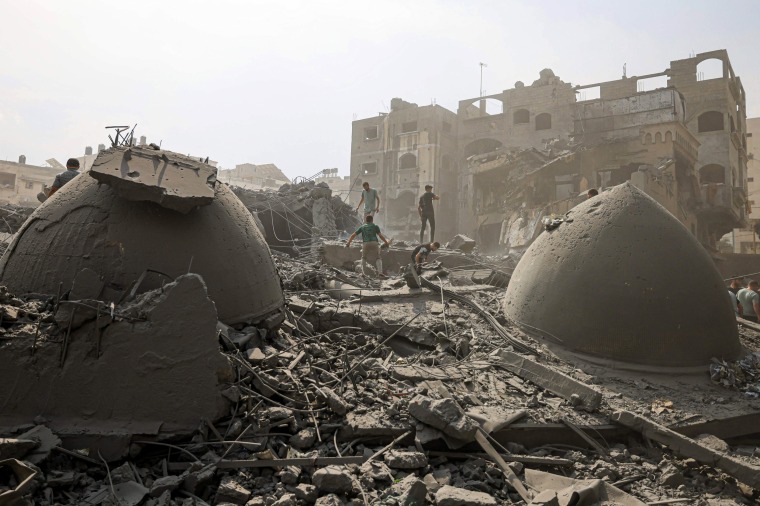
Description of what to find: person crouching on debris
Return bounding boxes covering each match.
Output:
[45,158,80,199]
[411,241,440,274]
[345,215,390,278]
[737,280,760,322]
[587,188,599,199]
[355,181,380,217]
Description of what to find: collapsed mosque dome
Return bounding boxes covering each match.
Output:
[0,146,284,324]
[503,182,741,368]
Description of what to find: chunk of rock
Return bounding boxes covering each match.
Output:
[150,475,182,497]
[447,234,476,254]
[409,396,479,441]
[312,466,354,494]
[272,493,297,506]
[391,474,428,506]
[385,450,429,470]
[321,386,349,415]
[435,485,496,506]
[529,490,559,506]
[315,494,344,506]
[294,483,318,503]
[216,476,252,505]
[289,428,317,449]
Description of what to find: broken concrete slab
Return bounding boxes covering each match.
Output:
[408,396,479,441]
[384,450,428,469]
[0,275,231,436]
[447,234,476,254]
[215,476,251,504]
[389,474,428,506]
[17,425,60,464]
[611,410,760,489]
[89,146,217,213]
[340,411,410,439]
[434,485,496,506]
[490,350,602,411]
[0,438,37,461]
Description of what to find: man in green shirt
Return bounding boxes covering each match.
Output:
[346,215,390,278]
[356,181,380,217]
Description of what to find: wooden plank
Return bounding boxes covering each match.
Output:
[427,450,572,467]
[611,410,760,489]
[475,429,532,503]
[491,350,602,411]
[169,456,365,471]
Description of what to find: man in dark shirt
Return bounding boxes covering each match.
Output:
[48,158,81,197]
[346,215,390,278]
[418,184,440,243]
[411,241,440,274]
[728,278,743,295]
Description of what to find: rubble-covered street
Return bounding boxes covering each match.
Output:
[1,210,759,505]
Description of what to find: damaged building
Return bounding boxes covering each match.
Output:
[351,50,749,255]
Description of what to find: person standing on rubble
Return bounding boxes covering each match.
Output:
[39,158,80,201]
[345,215,390,278]
[411,241,440,274]
[737,280,760,322]
[355,181,380,217]
[418,184,439,243]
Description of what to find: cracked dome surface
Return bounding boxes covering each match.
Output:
[503,182,741,367]
[0,172,284,324]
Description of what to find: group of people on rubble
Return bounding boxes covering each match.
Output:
[728,277,760,322]
[345,181,439,278]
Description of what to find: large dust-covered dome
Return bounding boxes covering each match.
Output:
[503,182,741,367]
[0,168,284,324]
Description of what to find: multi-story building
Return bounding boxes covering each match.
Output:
[0,156,61,207]
[731,117,760,253]
[221,163,290,189]
[351,50,749,253]
[350,98,458,241]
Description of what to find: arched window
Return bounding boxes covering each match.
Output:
[696,58,724,81]
[513,109,529,125]
[655,132,662,143]
[644,133,652,144]
[698,111,724,133]
[665,131,673,143]
[399,153,417,170]
[699,164,725,184]
[535,113,552,131]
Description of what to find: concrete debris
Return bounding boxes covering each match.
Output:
[0,459,38,506]
[446,234,476,254]
[232,180,359,257]
[434,485,496,506]
[0,439,37,461]
[709,352,760,397]
[0,179,759,506]
[89,146,217,213]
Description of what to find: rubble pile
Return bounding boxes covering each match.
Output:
[232,181,360,257]
[710,352,760,398]
[1,254,759,505]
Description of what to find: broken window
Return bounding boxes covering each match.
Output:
[699,164,725,184]
[361,161,377,175]
[576,86,600,101]
[25,181,34,189]
[513,109,529,125]
[464,138,503,157]
[698,111,724,133]
[636,75,668,92]
[401,121,417,133]
[697,58,724,81]
[399,153,417,170]
[0,172,16,188]
[535,113,552,131]
[363,126,378,140]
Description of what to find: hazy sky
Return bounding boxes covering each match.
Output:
[1,0,759,179]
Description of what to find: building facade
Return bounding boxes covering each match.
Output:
[351,50,749,253]
[0,156,61,207]
[731,116,760,253]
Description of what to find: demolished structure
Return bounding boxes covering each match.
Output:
[351,50,749,256]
